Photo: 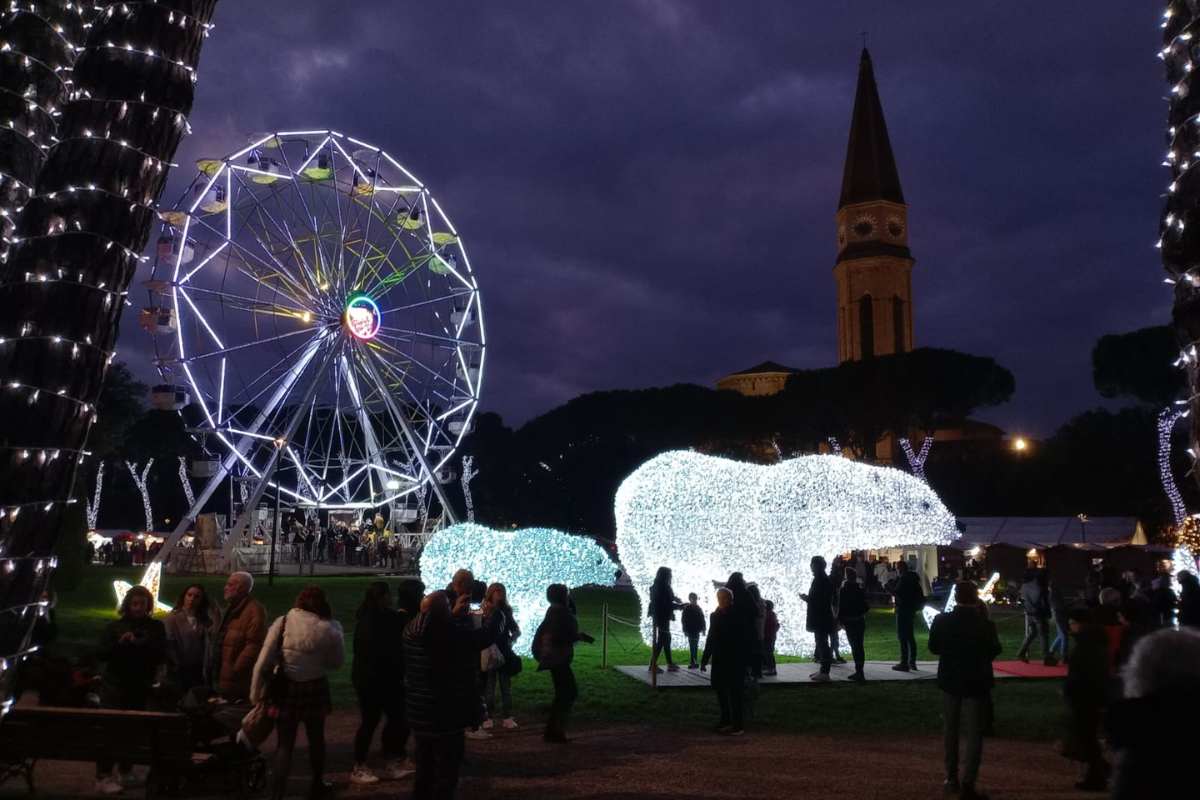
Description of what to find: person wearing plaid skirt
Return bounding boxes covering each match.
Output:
[252,586,345,800]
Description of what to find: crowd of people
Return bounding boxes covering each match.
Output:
[89,537,162,567]
[66,552,1200,799]
[84,567,591,799]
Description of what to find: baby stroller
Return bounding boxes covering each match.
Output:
[166,687,267,798]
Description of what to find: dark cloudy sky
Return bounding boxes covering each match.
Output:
[124,1,1167,437]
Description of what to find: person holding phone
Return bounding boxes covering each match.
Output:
[94,585,166,795]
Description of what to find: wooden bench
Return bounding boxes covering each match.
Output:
[0,706,192,798]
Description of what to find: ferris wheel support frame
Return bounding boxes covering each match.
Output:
[152,332,328,567]
[220,339,339,568]
[358,346,459,525]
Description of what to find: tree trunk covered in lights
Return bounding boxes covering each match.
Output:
[0,2,96,257]
[1165,6,1200,482]
[0,0,219,709]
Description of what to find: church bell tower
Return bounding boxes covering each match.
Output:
[835,49,914,363]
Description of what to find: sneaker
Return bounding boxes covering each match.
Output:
[350,765,380,785]
[909,663,919,671]
[95,776,123,795]
[891,663,910,672]
[384,759,414,780]
[687,663,698,669]
[481,718,494,730]
[1043,657,1059,667]
[847,672,866,683]
[833,655,847,664]
[464,727,492,740]
[726,728,745,737]
[714,723,732,733]
[648,666,663,674]
[1017,653,1029,663]
[811,672,832,683]
[667,664,680,672]
[501,717,519,730]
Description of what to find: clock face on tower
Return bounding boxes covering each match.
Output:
[886,216,905,239]
[851,213,876,239]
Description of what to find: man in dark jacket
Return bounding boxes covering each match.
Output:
[403,590,492,800]
[800,556,835,682]
[929,581,1001,800]
[1016,569,1054,665]
[837,567,870,682]
[1064,607,1112,791]
[533,584,594,742]
[892,560,925,672]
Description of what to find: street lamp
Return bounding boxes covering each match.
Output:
[1012,436,1029,453]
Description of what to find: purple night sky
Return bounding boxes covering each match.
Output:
[122,1,1167,436]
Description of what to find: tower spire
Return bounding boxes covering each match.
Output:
[839,48,904,209]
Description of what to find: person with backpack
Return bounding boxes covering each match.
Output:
[533,584,594,743]
[892,560,926,672]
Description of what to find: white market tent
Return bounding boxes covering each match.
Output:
[953,517,1147,550]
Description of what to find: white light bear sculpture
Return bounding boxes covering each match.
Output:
[615,451,960,657]
[420,523,620,656]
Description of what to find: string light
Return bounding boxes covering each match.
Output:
[614,451,959,656]
[1158,407,1188,525]
[899,435,934,482]
[420,523,619,656]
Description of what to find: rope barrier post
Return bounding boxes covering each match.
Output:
[650,622,658,689]
[601,602,609,669]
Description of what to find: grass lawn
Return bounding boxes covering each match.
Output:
[48,567,1066,741]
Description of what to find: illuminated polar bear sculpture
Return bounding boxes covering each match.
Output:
[420,523,620,656]
[615,451,959,657]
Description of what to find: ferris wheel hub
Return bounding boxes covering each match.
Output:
[343,294,381,341]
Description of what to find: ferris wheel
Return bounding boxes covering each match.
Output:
[143,130,484,557]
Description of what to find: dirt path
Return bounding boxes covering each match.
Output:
[4,711,1085,799]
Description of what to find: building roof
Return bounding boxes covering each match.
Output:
[727,360,797,376]
[954,517,1145,549]
[839,49,905,209]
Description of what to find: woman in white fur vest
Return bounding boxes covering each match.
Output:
[252,586,345,800]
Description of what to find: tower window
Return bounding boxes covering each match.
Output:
[893,296,906,353]
[859,295,874,360]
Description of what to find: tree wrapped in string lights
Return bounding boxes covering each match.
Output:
[0,0,220,717]
[1161,3,1200,575]
[0,1,99,260]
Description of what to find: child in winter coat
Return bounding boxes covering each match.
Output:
[681,593,706,669]
[762,601,780,676]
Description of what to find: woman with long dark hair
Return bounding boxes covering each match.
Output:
[164,583,218,693]
[482,582,521,729]
[94,585,166,795]
[726,572,762,679]
[350,581,412,785]
[252,586,344,800]
[648,566,684,673]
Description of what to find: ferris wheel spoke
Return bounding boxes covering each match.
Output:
[183,324,328,365]
[374,323,473,349]
[364,345,453,453]
[176,283,319,322]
